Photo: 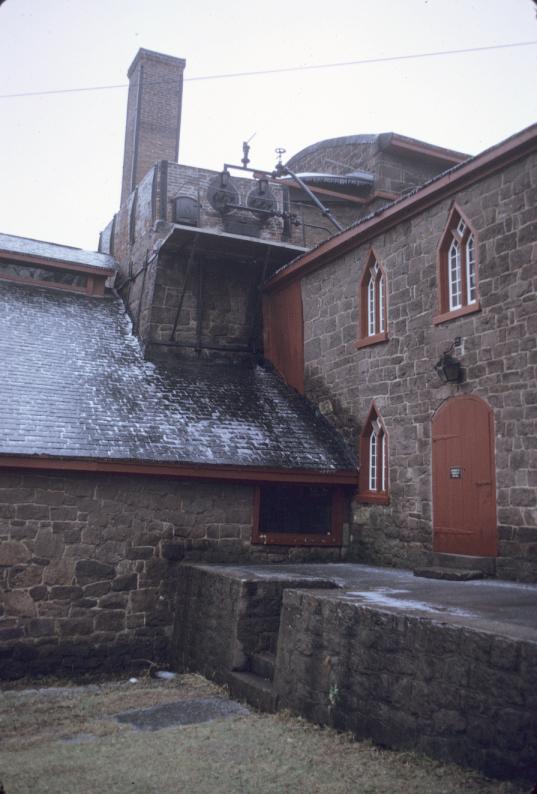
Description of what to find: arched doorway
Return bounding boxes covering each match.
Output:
[432,395,497,556]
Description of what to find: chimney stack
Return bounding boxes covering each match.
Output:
[120,49,186,206]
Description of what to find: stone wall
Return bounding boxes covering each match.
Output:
[301,151,537,580]
[145,248,264,361]
[0,470,345,679]
[172,564,338,682]
[275,587,537,781]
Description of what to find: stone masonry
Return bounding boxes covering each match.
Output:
[301,151,537,581]
[0,470,344,679]
[276,587,537,781]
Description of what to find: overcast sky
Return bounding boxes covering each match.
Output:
[0,0,536,251]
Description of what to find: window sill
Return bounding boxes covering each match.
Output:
[433,302,481,326]
[357,492,390,505]
[355,331,389,350]
[252,532,341,547]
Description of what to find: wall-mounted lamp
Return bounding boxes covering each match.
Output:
[435,346,463,384]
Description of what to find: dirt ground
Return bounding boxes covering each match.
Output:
[0,675,531,794]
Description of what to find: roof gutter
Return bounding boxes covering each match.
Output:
[0,454,358,486]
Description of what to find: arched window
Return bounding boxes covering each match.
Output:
[359,403,389,504]
[357,251,388,348]
[434,206,480,324]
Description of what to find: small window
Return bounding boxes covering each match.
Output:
[434,206,480,325]
[356,251,388,348]
[359,403,389,504]
[252,484,343,546]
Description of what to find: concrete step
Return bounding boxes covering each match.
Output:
[227,671,279,713]
[250,652,275,681]
[414,566,486,581]
[432,553,496,575]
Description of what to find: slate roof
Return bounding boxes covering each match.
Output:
[0,233,116,271]
[0,281,355,473]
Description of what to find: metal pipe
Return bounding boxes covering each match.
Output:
[169,234,198,342]
[277,165,344,232]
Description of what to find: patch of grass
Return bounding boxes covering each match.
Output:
[0,677,529,794]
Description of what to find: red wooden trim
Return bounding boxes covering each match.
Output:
[372,190,400,201]
[263,124,537,292]
[0,273,89,295]
[357,492,390,505]
[432,301,481,326]
[0,250,115,277]
[275,179,369,205]
[0,454,358,485]
[387,134,468,164]
[252,486,344,547]
[355,331,389,349]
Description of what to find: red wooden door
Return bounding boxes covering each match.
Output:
[432,395,497,556]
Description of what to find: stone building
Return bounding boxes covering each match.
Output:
[0,48,536,679]
[264,123,537,583]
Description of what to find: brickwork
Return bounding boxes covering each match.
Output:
[120,50,185,206]
[0,471,345,678]
[301,152,537,580]
[276,587,537,780]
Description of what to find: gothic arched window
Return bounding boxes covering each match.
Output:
[357,251,388,348]
[434,206,480,325]
[359,403,389,504]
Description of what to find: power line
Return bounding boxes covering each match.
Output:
[1,40,536,100]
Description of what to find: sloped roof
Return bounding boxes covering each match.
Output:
[0,233,116,271]
[0,281,355,477]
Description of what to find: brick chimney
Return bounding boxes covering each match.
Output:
[120,49,186,206]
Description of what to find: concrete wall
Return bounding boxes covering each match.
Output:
[300,151,537,580]
[0,470,344,678]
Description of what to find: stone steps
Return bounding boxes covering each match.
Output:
[432,553,496,574]
[415,553,496,581]
[413,566,486,581]
[227,670,279,713]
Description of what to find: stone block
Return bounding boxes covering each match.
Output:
[49,586,83,601]
[43,559,75,586]
[3,590,36,617]
[130,588,157,612]
[94,610,125,632]
[0,540,31,566]
[27,618,55,637]
[160,542,185,561]
[75,559,115,584]
[34,528,64,559]
[29,585,47,601]
[111,573,138,591]
[59,618,93,636]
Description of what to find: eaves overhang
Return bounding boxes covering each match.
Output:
[264,123,537,292]
[0,453,358,487]
[162,223,308,268]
